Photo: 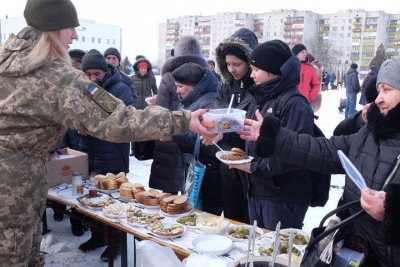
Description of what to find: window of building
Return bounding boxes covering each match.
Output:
[107,39,110,45]
[92,37,95,43]
[341,26,344,30]
[98,38,101,44]
[348,19,352,23]
[348,33,351,37]
[348,26,351,30]
[113,39,116,45]
[82,36,85,42]
[333,26,338,31]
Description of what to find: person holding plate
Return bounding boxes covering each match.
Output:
[238,57,400,267]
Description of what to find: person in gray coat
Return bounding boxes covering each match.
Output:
[240,57,400,267]
[344,63,361,118]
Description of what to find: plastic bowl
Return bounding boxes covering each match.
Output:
[197,220,230,235]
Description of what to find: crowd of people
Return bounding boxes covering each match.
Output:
[0,0,398,266]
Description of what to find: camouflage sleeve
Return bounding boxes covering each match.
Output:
[55,71,190,143]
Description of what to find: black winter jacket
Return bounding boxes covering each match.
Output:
[245,54,314,203]
[78,64,135,174]
[156,55,209,111]
[131,58,157,110]
[214,28,258,151]
[257,103,400,267]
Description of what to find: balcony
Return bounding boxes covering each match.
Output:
[254,28,263,33]
[318,24,330,27]
[353,21,362,26]
[284,26,292,31]
[284,21,292,25]
[362,36,376,39]
[318,30,329,34]
[255,22,264,26]
[389,24,400,28]
[352,28,361,32]
[388,38,400,42]
[292,34,303,38]
[362,43,375,46]
[364,28,377,32]
[283,34,292,38]
[387,51,400,56]
[256,35,263,39]
[361,56,373,60]
[235,23,245,27]
[350,56,359,60]
[360,64,370,68]
[352,36,361,39]
[387,44,400,48]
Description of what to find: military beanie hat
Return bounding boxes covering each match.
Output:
[172,63,206,85]
[250,40,292,75]
[68,49,86,62]
[104,47,121,62]
[81,49,108,72]
[24,0,80,32]
[377,57,400,90]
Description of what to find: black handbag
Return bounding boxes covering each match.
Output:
[301,200,368,267]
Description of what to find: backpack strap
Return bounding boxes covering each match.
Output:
[274,90,308,119]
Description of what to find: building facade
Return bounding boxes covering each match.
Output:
[159,9,400,77]
[0,17,121,55]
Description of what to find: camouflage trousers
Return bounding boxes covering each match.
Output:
[0,148,47,267]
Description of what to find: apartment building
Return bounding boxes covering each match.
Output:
[0,17,121,55]
[159,9,400,77]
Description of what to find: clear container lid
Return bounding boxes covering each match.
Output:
[72,172,83,176]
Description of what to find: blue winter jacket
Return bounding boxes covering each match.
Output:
[78,64,135,174]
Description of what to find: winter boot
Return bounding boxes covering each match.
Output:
[100,245,121,262]
[78,229,107,252]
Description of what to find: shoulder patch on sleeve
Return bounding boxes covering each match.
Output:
[87,85,118,113]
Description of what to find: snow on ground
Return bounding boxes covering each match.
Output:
[42,88,363,266]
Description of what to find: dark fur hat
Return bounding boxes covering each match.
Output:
[172,63,206,85]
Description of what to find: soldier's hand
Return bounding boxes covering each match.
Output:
[189,109,217,137]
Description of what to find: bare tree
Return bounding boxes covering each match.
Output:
[304,37,317,56]
[317,41,343,72]
[121,56,133,75]
[370,44,387,69]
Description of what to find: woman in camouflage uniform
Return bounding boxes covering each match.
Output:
[0,1,212,266]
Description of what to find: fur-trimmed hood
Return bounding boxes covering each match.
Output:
[215,28,258,82]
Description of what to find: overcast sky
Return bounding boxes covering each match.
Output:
[1,0,398,62]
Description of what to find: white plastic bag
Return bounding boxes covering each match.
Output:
[183,253,234,267]
[136,240,184,267]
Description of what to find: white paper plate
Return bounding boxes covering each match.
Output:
[77,194,112,210]
[264,228,310,245]
[192,235,233,256]
[125,219,149,228]
[175,213,199,228]
[159,205,193,217]
[103,211,126,219]
[145,96,156,105]
[119,197,136,203]
[150,222,186,239]
[98,188,119,194]
[57,188,88,199]
[216,151,253,165]
[136,203,160,209]
[226,225,264,242]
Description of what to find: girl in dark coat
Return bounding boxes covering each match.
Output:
[211,28,258,223]
[240,57,400,267]
[171,63,223,215]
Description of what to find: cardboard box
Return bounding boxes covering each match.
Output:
[47,148,88,188]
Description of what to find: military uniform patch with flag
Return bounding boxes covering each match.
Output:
[87,85,118,113]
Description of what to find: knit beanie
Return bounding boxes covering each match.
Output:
[68,49,86,62]
[104,47,121,62]
[250,40,292,75]
[291,44,307,56]
[172,63,206,85]
[137,61,149,70]
[81,49,108,72]
[174,35,202,56]
[221,46,249,63]
[351,63,358,69]
[377,57,400,90]
[24,0,79,32]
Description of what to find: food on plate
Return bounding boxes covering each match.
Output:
[132,183,146,196]
[228,226,261,239]
[160,195,189,214]
[279,231,309,245]
[126,209,160,225]
[120,182,135,199]
[220,148,249,161]
[135,190,160,206]
[177,214,198,226]
[102,202,125,216]
[78,196,115,208]
[149,222,185,237]
[115,172,129,187]
[95,172,128,190]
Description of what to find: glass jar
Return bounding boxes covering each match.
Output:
[88,179,98,198]
[71,172,84,196]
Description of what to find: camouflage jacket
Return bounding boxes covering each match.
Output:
[0,27,190,158]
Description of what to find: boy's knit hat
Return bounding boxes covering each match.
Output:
[81,49,108,72]
[24,0,79,32]
[351,63,358,69]
[172,63,206,85]
[291,44,307,56]
[250,40,292,75]
[68,49,86,62]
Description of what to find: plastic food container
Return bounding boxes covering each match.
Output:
[202,108,246,133]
